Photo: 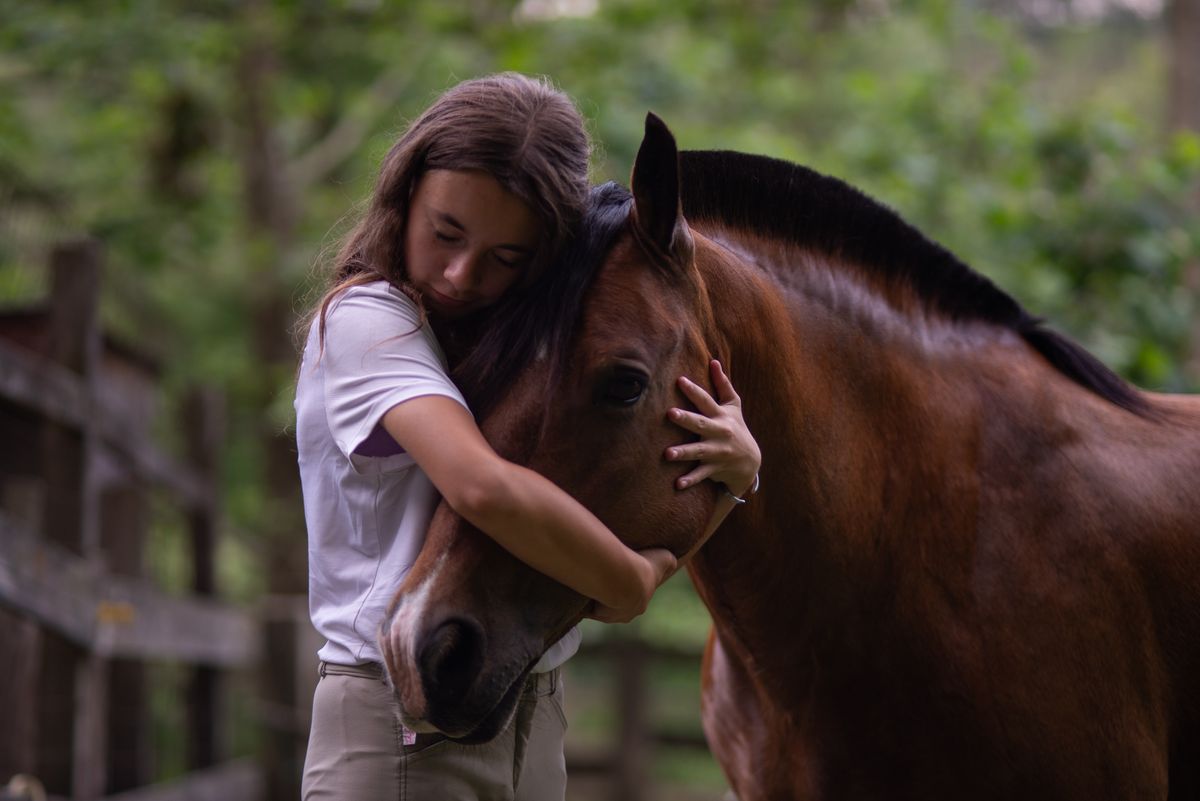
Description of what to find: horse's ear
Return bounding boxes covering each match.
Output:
[630,112,694,271]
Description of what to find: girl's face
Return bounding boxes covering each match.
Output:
[404,169,542,319]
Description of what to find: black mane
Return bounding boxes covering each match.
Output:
[680,150,1149,417]
[455,152,1149,419]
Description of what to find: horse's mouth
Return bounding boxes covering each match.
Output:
[395,661,532,743]
[421,617,586,740]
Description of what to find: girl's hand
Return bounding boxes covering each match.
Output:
[585,547,677,624]
[664,359,761,498]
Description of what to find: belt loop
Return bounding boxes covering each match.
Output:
[319,661,327,678]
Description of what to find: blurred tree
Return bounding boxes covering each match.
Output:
[1,0,1196,608]
[233,2,305,595]
[1165,0,1200,378]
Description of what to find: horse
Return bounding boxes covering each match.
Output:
[380,113,1200,800]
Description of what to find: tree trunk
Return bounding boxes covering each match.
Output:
[233,4,304,597]
[1167,0,1200,136]
[1166,0,1200,385]
[232,8,306,800]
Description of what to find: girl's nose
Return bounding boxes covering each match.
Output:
[443,254,480,293]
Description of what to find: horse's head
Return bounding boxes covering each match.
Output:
[380,114,723,740]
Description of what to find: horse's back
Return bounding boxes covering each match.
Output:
[1146,390,1200,434]
[975,382,1200,793]
[1139,391,1200,767]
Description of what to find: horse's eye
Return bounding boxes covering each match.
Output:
[598,372,647,406]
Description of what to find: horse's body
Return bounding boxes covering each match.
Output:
[382,116,1200,800]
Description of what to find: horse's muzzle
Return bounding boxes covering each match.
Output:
[418,616,485,711]
[380,602,536,740]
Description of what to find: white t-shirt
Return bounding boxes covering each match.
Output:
[295,280,579,670]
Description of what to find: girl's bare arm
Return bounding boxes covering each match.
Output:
[382,398,675,622]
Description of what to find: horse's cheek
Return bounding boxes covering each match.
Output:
[634,481,712,555]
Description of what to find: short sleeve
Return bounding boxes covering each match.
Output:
[320,283,469,472]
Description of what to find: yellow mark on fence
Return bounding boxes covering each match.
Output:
[96,600,135,626]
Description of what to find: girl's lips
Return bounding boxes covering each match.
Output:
[427,288,471,309]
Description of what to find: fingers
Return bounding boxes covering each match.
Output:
[675,375,722,416]
[585,596,636,624]
[586,604,626,624]
[675,463,716,489]
[664,441,727,463]
[641,547,678,584]
[666,359,757,492]
[709,359,741,405]
[587,549,674,624]
[670,360,740,429]
[666,407,720,436]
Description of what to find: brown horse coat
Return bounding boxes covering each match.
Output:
[383,115,1200,800]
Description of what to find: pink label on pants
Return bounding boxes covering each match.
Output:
[401,725,417,746]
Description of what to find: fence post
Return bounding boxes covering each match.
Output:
[262,599,302,801]
[37,240,107,799]
[102,484,149,793]
[613,637,649,801]
[185,387,225,770]
[0,608,40,780]
[0,475,42,781]
[41,239,103,556]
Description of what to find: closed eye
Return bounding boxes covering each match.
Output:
[492,252,521,269]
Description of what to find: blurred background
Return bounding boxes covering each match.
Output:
[1,0,1197,799]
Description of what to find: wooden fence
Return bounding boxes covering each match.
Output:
[0,241,261,800]
[567,637,713,801]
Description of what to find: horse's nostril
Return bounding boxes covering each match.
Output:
[418,617,484,701]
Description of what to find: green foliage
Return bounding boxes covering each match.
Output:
[3,0,1195,663]
[3,2,1194,397]
[1,3,1196,790]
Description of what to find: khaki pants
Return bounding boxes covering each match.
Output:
[302,661,567,801]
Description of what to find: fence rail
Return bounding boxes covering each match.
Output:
[0,240,259,800]
[566,637,713,801]
[0,337,212,509]
[0,517,257,666]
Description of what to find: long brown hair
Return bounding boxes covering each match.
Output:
[306,72,592,350]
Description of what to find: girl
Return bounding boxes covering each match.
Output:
[296,73,760,800]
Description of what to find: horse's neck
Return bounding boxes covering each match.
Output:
[688,230,997,682]
[689,227,1200,727]
[698,226,995,525]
